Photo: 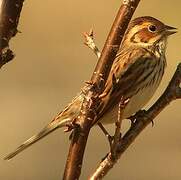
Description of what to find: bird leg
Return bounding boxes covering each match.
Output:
[111,98,130,159]
[98,122,113,147]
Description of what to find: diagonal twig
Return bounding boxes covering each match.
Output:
[83,29,132,161]
[63,0,141,179]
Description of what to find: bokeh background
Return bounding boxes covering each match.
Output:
[1,1,181,179]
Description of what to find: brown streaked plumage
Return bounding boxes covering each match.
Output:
[4,16,177,160]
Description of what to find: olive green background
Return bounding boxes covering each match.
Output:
[1,1,181,179]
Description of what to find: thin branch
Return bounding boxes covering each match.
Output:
[84,31,127,156]
[63,0,141,179]
[0,0,24,68]
[83,29,101,58]
[90,62,181,179]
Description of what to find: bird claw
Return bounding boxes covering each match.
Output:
[129,110,154,127]
[64,119,79,133]
[129,115,136,127]
[64,125,73,133]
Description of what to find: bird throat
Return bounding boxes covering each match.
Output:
[153,38,167,58]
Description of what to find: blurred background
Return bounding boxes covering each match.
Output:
[0,0,181,179]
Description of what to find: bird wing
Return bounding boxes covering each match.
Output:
[96,47,157,121]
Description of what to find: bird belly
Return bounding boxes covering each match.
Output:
[100,82,160,124]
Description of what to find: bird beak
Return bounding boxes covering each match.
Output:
[164,25,177,36]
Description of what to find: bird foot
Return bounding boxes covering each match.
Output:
[64,119,79,133]
[129,110,154,127]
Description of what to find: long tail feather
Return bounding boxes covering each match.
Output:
[4,92,85,161]
[4,121,64,160]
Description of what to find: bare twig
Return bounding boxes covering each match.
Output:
[90,63,181,179]
[63,0,141,179]
[83,29,101,58]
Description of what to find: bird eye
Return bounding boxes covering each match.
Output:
[148,25,157,32]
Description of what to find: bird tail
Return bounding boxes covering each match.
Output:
[4,119,68,161]
[4,91,85,161]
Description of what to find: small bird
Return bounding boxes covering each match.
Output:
[4,16,177,160]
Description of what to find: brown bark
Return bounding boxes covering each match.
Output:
[0,0,24,68]
[63,0,141,179]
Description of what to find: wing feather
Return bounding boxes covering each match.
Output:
[97,47,157,120]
